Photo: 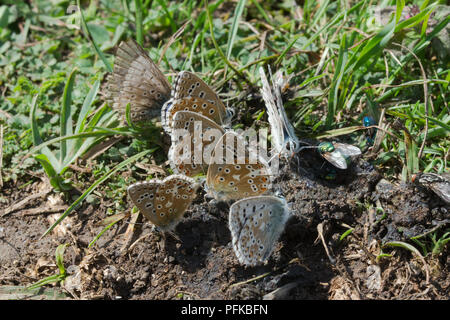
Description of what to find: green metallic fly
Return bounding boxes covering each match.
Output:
[318,142,362,170]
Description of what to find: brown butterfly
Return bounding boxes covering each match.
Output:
[105,39,171,125]
[161,71,231,134]
[127,175,199,232]
[168,110,225,177]
[206,131,273,201]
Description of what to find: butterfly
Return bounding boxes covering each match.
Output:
[127,174,199,232]
[412,172,450,204]
[205,131,273,201]
[229,195,290,266]
[161,71,232,134]
[259,67,300,160]
[105,39,172,125]
[318,141,361,170]
[168,110,225,177]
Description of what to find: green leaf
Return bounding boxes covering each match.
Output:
[75,80,100,134]
[340,228,354,241]
[55,244,68,276]
[0,5,10,28]
[30,94,61,172]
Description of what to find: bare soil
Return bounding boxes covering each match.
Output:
[1,146,448,300]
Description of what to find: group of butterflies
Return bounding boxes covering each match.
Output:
[105,39,363,266]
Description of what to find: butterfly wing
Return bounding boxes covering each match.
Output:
[259,67,284,157]
[152,175,198,230]
[229,196,290,266]
[168,111,225,177]
[127,175,197,231]
[162,97,226,134]
[415,173,450,204]
[172,71,226,107]
[273,70,300,155]
[127,179,161,225]
[105,39,171,124]
[259,67,299,159]
[206,131,272,201]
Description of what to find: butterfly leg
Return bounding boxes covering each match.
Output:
[166,230,181,242]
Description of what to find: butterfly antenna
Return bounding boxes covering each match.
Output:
[268,151,281,164]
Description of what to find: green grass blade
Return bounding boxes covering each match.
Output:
[395,3,437,32]
[314,125,364,139]
[27,129,130,157]
[35,154,72,191]
[75,80,100,134]
[26,274,65,291]
[134,0,143,45]
[34,154,58,183]
[382,241,426,260]
[349,19,395,73]
[29,94,61,172]
[395,0,405,24]
[382,241,430,284]
[326,33,348,127]
[89,218,122,248]
[274,34,301,66]
[249,0,271,24]
[226,0,246,62]
[204,0,248,85]
[76,0,113,72]
[339,228,354,241]
[60,68,77,163]
[310,0,330,28]
[155,0,177,33]
[40,149,153,239]
[423,115,450,132]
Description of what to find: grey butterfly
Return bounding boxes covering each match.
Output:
[259,67,300,160]
[412,172,450,204]
[229,195,290,266]
[105,39,171,125]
